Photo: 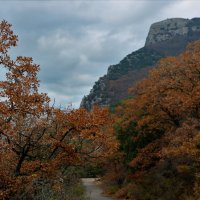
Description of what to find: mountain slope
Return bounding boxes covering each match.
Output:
[81,18,200,110]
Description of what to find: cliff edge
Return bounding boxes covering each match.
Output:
[81,18,200,110]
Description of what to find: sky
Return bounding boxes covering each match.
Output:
[0,0,200,108]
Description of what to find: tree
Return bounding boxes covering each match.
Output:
[0,20,118,199]
[108,40,200,199]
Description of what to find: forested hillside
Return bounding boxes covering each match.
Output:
[102,40,200,200]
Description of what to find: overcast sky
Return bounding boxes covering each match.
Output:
[0,0,200,108]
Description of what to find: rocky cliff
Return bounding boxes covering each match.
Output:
[81,18,200,110]
[145,18,200,55]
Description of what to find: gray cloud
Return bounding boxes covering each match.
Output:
[0,0,200,107]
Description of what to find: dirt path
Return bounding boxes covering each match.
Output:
[82,178,112,200]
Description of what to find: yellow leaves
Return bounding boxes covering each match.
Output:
[176,165,190,173]
[31,173,37,177]
[52,181,63,192]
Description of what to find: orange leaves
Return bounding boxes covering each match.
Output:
[0,20,18,54]
[132,41,200,131]
[51,106,118,163]
[0,20,118,199]
[112,39,200,175]
[129,139,162,169]
[0,55,50,120]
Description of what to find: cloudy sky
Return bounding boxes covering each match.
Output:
[0,0,200,108]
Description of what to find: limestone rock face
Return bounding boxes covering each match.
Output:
[80,47,162,110]
[81,18,200,110]
[145,18,189,46]
[145,18,200,56]
[80,76,110,109]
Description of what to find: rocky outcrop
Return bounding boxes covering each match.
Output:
[80,47,163,110]
[145,18,200,56]
[145,18,189,46]
[81,75,110,109]
[81,18,200,110]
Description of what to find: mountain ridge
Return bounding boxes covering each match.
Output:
[81,18,200,110]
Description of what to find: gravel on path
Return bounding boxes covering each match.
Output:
[82,178,112,200]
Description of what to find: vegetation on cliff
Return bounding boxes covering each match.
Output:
[81,18,200,111]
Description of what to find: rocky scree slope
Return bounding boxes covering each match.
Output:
[81,18,200,110]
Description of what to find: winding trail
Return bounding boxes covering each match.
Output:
[82,178,112,200]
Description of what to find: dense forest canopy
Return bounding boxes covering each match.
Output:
[1,19,200,200]
[103,40,200,200]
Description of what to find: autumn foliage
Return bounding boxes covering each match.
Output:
[0,20,117,199]
[103,40,200,199]
[2,19,200,200]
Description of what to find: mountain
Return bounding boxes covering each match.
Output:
[81,18,200,110]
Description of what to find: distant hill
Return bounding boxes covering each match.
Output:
[81,18,200,110]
